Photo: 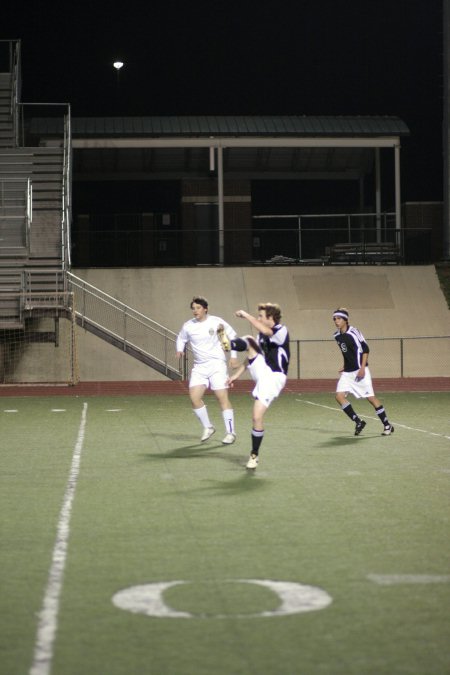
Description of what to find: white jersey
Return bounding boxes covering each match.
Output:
[176,315,237,365]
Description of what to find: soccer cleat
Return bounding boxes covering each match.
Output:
[246,454,259,469]
[217,324,231,351]
[201,426,215,442]
[222,433,236,445]
[382,424,394,436]
[354,419,366,436]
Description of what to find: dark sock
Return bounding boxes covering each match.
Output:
[342,402,360,422]
[251,428,264,455]
[230,338,248,352]
[375,405,389,426]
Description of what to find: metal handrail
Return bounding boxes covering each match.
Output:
[26,178,32,248]
[0,39,22,146]
[66,272,183,377]
[67,272,178,335]
[62,106,72,269]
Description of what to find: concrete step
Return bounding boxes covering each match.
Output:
[0,270,23,288]
[0,258,62,268]
[0,324,24,330]
[0,248,28,257]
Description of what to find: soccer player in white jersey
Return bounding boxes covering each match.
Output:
[333,307,394,436]
[218,302,290,469]
[176,296,238,444]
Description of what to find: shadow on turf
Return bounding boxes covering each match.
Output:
[139,438,249,467]
[140,446,219,460]
[138,445,266,491]
[317,434,376,448]
[183,472,265,496]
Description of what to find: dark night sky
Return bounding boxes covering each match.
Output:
[2,0,444,202]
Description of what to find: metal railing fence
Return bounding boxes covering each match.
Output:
[252,212,399,261]
[71,223,434,267]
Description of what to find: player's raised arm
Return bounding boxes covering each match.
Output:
[235,309,273,336]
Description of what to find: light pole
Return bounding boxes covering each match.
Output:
[113,61,124,113]
[113,60,124,92]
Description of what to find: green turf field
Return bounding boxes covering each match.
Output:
[1,391,450,675]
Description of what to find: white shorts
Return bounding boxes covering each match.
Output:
[189,359,229,391]
[336,368,375,399]
[248,354,287,408]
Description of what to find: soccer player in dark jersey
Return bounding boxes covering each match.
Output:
[217,302,290,468]
[333,307,394,436]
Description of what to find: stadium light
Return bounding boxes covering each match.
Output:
[113,61,124,93]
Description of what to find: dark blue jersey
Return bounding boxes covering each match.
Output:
[258,323,290,375]
[333,325,369,372]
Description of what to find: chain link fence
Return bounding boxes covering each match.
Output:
[290,336,450,379]
[182,336,450,381]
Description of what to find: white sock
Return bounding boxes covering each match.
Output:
[222,408,235,435]
[194,405,212,428]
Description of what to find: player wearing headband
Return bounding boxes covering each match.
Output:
[332,307,394,436]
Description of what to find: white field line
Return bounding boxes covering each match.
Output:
[368,574,450,585]
[29,402,88,675]
[296,399,450,441]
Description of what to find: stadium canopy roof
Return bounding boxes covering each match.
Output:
[32,113,409,181]
[31,114,410,235]
[33,113,409,139]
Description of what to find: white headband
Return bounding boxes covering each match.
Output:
[333,311,349,320]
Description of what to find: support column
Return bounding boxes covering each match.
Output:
[394,143,402,248]
[443,0,450,259]
[375,148,381,243]
[217,145,224,265]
